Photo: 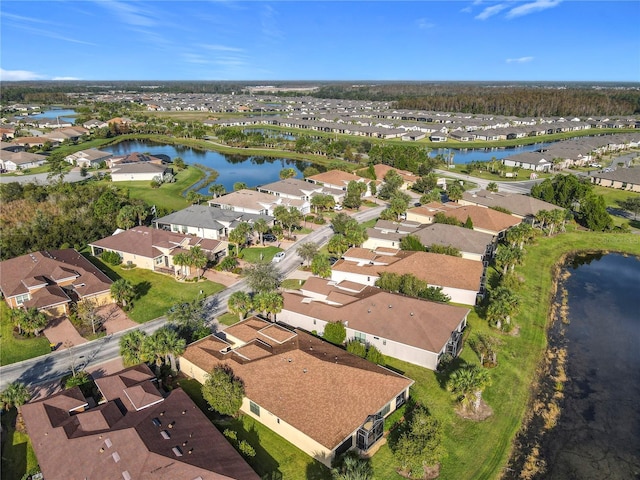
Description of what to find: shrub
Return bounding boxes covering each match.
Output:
[239,440,256,457]
[323,321,346,345]
[101,250,122,265]
[219,256,238,272]
[313,215,326,224]
[346,340,367,358]
[223,429,238,441]
[366,345,385,365]
[64,371,90,389]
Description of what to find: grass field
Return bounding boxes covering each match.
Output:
[239,246,283,263]
[87,256,225,323]
[0,409,39,480]
[0,303,51,366]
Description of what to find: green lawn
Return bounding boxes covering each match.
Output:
[87,256,225,323]
[0,409,39,480]
[106,166,204,212]
[239,246,282,263]
[178,378,331,480]
[217,312,240,327]
[281,278,306,290]
[0,303,51,366]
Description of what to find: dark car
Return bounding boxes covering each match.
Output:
[262,233,277,242]
[328,256,339,265]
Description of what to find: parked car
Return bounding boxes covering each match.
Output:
[333,204,343,211]
[589,163,602,168]
[272,251,286,263]
[328,256,339,265]
[262,233,277,242]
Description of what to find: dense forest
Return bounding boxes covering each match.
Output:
[2,81,639,117]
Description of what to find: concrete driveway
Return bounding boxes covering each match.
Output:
[44,316,87,349]
[98,304,138,334]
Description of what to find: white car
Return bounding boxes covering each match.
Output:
[272,251,286,263]
[333,204,343,211]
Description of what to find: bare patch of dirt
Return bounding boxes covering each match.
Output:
[455,399,494,421]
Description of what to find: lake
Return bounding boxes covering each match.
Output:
[508,253,640,479]
[99,140,312,192]
[21,108,77,123]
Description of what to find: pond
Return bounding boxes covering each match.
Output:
[429,142,551,164]
[21,108,77,123]
[99,140,312,192]
[508,252,640,479]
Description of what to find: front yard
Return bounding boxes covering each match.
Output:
[0,303,51,366]
[87,256,225,323]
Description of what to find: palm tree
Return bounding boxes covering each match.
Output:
[253,218,270,245]
[447,365,491,413]
[208,183,226,198]
[252,291,284,320]
[172,252,191,277]
[188,246,208,277]
[111,279,135,309]
[228,222,252,255]
[331,452,373,480]
[1,382,31,411]
[10,307,47,336]
[297,242,319,267]
[119,330,148,366]
[279,167,297,180]
[228,291,252,321]
[487,286,520,331]
[152,327,186,373]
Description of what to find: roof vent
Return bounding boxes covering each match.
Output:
[112,452,121,463]
[161,430,170,439]
[172,446,183,457]
[152,417,161,427]
[388,305,392,308]
[303,369,307,373]
[410,312,414,316]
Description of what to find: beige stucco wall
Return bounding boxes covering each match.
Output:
[361,237,400,250]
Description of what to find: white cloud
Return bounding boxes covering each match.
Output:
[506,56,534,63]
[0,68,46,81]
[506,0,562,18]
[475,3,509,20]
[200,44,245,53]
[98,0,157,27]
[417,18,435,29]
[261,4,283,40]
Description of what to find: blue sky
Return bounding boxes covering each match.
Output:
[1,1,638,82]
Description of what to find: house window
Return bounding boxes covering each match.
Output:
[383,339,386,346]
[249,401,260,417]
[354,332,366,342]
[379,403,391,417]
[396,392,406,409]
[155,257,163,265]
[313,319,316,325]
[15,293,30,305]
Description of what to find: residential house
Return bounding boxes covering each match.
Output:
[21,364,260,480]
[108,152,165,168]
[180,317,414,467]
[0,150,47,171]
[111,162,171,182]
[280,277,470,370]
[82,119,109,129]
[460,190,562,223]
[64,148,112,168]
[209,189,310,215]
[371,164,418,190]
[330,248,486,305]
[0,249,113,317]
[502,152,553,172]
[305,170,373,197]
[257,177,345,204]
[362,219,422,250]
[412,223,496,263]
[155,205,273,241]
[590,167,640,193]
[89,226,225,276]
[407,203,521,237]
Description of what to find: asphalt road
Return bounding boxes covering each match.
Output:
[435,168,543,194]
[0,205,385,391]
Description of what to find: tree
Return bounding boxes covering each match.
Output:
[343,180,367,210]
[486,286,520,332]
[149,327,186,373]
[389,192,411,220]
[446,182,464,202]
[186,190,206,205]
[228,291,253,321]
[412,174,438,194]
[253,218,270,244]
[392,405,444,477]
[279,167,297,179]
[167,296,208,341]
[233,182,248,191]
[447,365,492,413]
[463,215,474,229]
[311,254,332,278]
[323,321,346,345]
[400,235,426,252]
[116,205,137,229]
[366,345,385,365]
[433,211,461,226]
[243,261,282,293]
[620,197,640,220]
[202,364,245,416]
[173,156,186,170]
[303,166,320,178]
[580,193,613,231]
[420,188,442,204]
[252,291,283,320]
[188,245,208,277]
[111,279,135,309]
[229,222,252,255]
[172,252,191,277]
[297,242,319,266]
[208,183,226,198]
[495,244,522,275]
[331,212,353,235]
[428,244,461,257]
[1,382,31,411]
[327,234,350,256]
[378,170,404,200]
[75,299,103,335]
[11,307,47,336]
[486,182,499,193]
[469,333,502,367]
[273,206,302,239]
[331,451,373,480]
[119,329,147,366]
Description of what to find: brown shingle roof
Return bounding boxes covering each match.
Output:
[21,365,260,480]
[183,319,413,450]
[438,204,521,233]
